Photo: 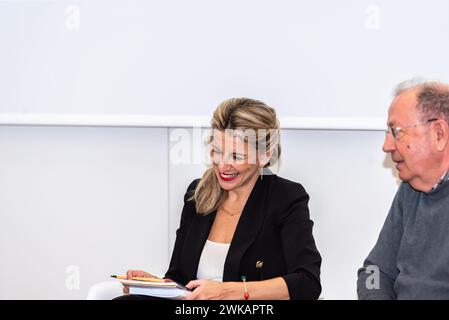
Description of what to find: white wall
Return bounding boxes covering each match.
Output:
[2,0,449,120]
[0,126,169,299]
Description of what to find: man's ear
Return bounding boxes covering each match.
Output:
[433,119,449,152]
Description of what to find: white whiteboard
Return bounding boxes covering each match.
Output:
[1,0,449,128]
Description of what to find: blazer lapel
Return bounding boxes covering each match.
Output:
[223,174,273,281]
[181,210,216,281]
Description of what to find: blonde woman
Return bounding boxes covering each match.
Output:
[124,98,321,300]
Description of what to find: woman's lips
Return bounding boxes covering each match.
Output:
[219,172,239,181]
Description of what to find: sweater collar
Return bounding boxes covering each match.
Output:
[427,170,449,194]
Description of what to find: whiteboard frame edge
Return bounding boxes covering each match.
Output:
[0,114,386,131]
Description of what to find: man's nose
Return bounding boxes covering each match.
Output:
[382,131,396,153]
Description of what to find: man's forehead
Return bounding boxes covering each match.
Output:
[387,91,419,125]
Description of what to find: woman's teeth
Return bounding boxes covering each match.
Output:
[220,172,239,180]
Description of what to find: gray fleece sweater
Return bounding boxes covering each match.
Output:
[357,178,449,299]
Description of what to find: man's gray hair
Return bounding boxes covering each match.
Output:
[394,78,449,123]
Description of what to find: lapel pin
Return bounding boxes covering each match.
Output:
[256,260,263,268]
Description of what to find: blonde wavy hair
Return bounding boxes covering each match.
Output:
[191,98,281,215]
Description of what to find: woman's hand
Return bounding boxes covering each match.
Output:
[122,270,157,294]
[183,280,237,300]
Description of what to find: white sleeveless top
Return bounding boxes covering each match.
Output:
[196,240,231,282]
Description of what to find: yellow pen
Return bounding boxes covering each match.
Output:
[110,275,166,282]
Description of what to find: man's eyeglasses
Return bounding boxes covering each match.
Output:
[386,118,438,139]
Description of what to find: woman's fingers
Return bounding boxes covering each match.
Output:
[126,270,155,279]
[126,270,133,279]
[185,279,203,290]
[122,285,129,294]
[122,270,159,295]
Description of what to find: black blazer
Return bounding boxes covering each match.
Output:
[165,174,322,300]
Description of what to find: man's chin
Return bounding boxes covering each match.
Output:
[397,171,411,183]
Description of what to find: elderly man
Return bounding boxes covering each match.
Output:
[357,80,449,299]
